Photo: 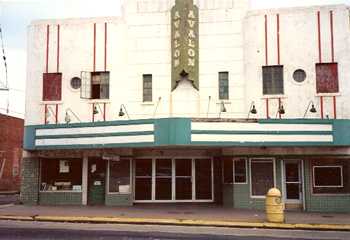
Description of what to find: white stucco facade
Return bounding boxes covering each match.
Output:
[25,0,350,125]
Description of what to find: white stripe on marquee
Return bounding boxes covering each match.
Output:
[192,122,332,132]
[35,135,154,146]
[191,134,333,143]
[36,124,154,136]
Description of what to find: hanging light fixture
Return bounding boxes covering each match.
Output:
[93,105,99,115]
[206,96,211,118]
[247,101,257,118]
[65,111,71,124]
[219,101,227,118]
[278,105,285,115]
[220,101,227,113]
[303,101,317,118]
[118,104,130,120]
[65,108,81,124]
[153,97,162,118]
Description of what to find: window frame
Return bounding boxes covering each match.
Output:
[42,72,62,101]
[218,71,229,100]
[249,158,276,199]
[262,65,284,95]
[233,158,248,184]
[142,74,153,103]
[315,62,339,94]
[80,71,110,100]
[39,158,83,193]
[313,165,343,188]
[107,158,132,195]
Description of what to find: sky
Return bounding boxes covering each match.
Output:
[0,0,349,118]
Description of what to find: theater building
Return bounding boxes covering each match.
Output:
[22,0,350,212]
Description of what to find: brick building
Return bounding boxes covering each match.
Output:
[22,0,350,213]
[0,113,23,192]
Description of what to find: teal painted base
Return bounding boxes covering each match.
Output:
[39,192,82,205]
[222,184,234,207]
[304,161,350,213]
[105,194,133,206]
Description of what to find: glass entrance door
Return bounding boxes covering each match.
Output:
[283,160,303,204]
[175,159,192,200]
[135,159,152,200]
[155,159,172,200]
[133,158,213,202]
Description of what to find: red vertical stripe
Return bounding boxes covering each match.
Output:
[104,22,107,72]
[46,25,49,73]
[278,98,281,119]
[266,98,269,119]
[103,103,106,121]
[92,103,95,122]
[320,96,324,119]
[277,14,280,65]
[57,24,60,72]
[264,15,268,66]
[55,104,58,124]
[330,11,335,62]
[93,23,96,72]
[44,104,48,124]
[333,96,337,119]
[317,11,322,63]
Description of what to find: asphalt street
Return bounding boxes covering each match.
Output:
[0,220,349,240]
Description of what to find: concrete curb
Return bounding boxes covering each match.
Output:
[0,215,349,231]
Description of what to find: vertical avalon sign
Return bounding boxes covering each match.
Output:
[171,0,199,90]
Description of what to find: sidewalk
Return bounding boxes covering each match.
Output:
[0,204,349,231]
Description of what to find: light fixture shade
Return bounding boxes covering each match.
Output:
[220,102,227,112]
[310,104,317,113]
[65,112,71,124]
[118,107,125,117]
[93,106,99,114]
[250,105,257,114]
[279,105,285,115]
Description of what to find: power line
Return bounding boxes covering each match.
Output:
[0,24,8,90]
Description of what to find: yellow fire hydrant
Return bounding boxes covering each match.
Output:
[265,188,284,223]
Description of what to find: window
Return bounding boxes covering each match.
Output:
[250,159,274,197]
[143,74,152,102]
[219,72,229,100]
[43,73,62,101]
[40,159,82,191]
[108,158,131,194]
[293,69,306,83]
[223,158,247,184]
[314,166,343,187]
[312,159,349,194]
[316,63,339,93]
[223,158,233,184]
[81,71,109,99]
[262,65,284,95]
[234,158,247,183]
